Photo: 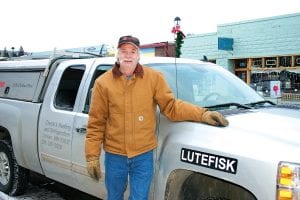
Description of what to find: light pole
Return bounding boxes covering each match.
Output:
[172,16,181,36]
[172,16,185,58]
[174,16,181,27]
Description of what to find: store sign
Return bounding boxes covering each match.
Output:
[218,37,234,51]
[270,81,281,97]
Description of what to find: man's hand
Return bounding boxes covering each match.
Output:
[202,111,229,127]
[86,157,101,180]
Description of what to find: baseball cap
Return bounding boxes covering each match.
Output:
[118,35,140,49]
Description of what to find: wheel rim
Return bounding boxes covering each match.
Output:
[0,152,10,185]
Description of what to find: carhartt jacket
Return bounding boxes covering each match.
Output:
[85,63,207,159]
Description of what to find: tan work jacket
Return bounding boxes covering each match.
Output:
[85,63,207,159]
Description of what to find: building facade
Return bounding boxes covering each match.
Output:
[140,42,175,57]
[182,13,300,101]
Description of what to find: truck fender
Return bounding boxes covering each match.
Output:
[0,102,26,167]
[155,132,256,200]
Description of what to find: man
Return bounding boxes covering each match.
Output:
[85,35,229,200]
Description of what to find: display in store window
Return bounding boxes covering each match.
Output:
[252,58,262,68]
[265,57,277,68]
[279,56,292,67]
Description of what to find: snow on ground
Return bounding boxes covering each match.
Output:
[0,184,64,200]
[0,173,99,200]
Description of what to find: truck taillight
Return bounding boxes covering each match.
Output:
[277,162,300,200]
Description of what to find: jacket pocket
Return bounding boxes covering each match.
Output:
[105,113,125,153]
[133,109,157,151]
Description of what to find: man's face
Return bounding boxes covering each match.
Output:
[118,43,140,69]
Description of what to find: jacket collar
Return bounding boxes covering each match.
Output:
[112,62,144,78]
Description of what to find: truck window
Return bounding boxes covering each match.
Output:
[83,64,112,114]
[55,65,85,111]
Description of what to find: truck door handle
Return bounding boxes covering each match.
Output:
[75,127,86,134]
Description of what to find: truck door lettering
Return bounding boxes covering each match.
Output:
[42,120,72,151]
[181,148,238,174]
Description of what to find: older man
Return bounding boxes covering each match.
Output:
[85,35,228,200]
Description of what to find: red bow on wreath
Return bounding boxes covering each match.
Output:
[171,25,181,34]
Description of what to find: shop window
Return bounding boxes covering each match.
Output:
[235,59,247,68]
[279,56,292,67]
[252,58,262,68]
[295,56,300,66]
[234,55,300,100]
[265,57,277,68]
[235,71,247,82]
[250,70,300,97]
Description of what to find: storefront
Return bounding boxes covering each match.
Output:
[181,12,300,102]
[234,56,300,100]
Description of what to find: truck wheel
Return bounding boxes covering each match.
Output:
[0,140,29,196]
[181,172,256,200]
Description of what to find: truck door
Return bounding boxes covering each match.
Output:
[71,64,112,199]
[38,61,88,188]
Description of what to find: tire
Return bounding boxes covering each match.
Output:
[0,140,29,196]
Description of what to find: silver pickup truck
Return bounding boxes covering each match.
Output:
[0,55,299,200]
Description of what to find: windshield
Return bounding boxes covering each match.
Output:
[148,62,264,107]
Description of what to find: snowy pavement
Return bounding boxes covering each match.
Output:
[0,184,64,200]
[0,185,65,200]
[0,173,99,200]
[0,184,99,200]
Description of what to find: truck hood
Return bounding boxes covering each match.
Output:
[220,106,300,162]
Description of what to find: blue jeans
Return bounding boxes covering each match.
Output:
[105,150,154,200]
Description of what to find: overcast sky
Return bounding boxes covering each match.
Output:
[1,0,299,52]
